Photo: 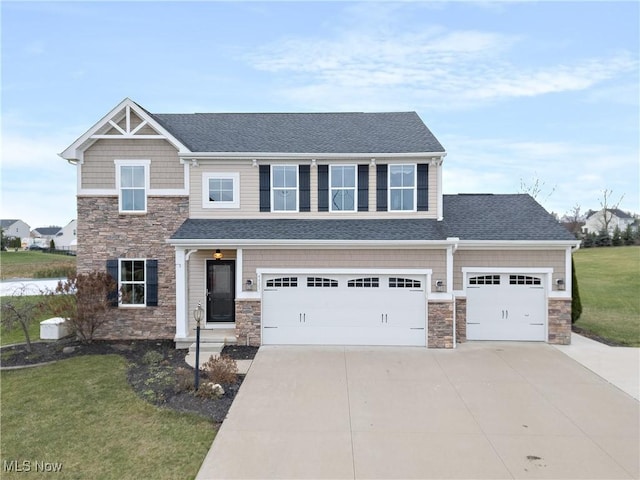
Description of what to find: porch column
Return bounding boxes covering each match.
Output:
[175,248,188,339]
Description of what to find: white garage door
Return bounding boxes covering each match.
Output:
[262,273,427,346]
[466,274,546,341]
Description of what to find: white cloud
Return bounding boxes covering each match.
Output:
[244,23,637,111]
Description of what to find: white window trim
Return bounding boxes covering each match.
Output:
[388,163,417,212]
[119,258,147,308]
[202,172,240,209]
[115,160,150,214]
[271,165,299,213]
[329,164,357,212]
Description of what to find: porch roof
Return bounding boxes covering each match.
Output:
[170,218,448,242]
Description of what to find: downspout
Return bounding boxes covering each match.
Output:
[446,237,460,348]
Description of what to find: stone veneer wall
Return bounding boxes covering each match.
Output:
[77,196,189,340]
[235,300,261,346]
[427,301,454,348]
[547,298,572,345]
[455,298,467,343]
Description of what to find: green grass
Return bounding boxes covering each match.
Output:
[0,295,49,346]
[1,355,216,479]
[573,246,640,346]
[0,250,76,280]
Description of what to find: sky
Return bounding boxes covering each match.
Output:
[1,1,638,229]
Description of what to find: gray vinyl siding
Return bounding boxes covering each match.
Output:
[81,139,183,190]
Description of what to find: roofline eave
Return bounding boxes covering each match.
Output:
[179,151,447,160]
[166,239,455,248]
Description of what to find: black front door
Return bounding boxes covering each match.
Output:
[206,260,235,323]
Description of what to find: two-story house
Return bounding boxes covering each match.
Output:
[60,98,579,349]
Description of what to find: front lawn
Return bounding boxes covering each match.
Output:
[0,355,215,479]
[0,295,47,346]
[0,250,76,280]
[573,246,640,347]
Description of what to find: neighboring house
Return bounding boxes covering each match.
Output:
[31,226,62,247]
[55,219,78,251]
[0,219,31,244]
[60,98,579,349]
[582,208,636,235]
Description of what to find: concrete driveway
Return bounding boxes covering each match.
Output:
[197,343,639,479]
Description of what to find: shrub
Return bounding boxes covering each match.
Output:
[142,350,165,366]
[34,265,76,279]
[202,354,238,385]
[174,367,195,393]
[49,271,116,343]
[571,258,582,324]
[195,382,225,399]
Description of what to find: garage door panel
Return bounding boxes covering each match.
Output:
[262,273,427,346]
[466,274,546,342]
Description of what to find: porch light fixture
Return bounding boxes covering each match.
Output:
[213,249,223,260]
[556,279,565,290]
[435,279,444,292]
[193,303,204,390]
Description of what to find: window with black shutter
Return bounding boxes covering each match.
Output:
[318,164,329,212]
[259,165,270,212]
[417,164,429,211]
[358,164,369,211]
[376,164,387,211]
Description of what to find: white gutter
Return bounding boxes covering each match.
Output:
[166,238,459,248]
[180,151,447,160]
[456,240,581,249]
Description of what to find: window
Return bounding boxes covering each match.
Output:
[389,277,421,288]
[271,165,298,211]
[307,277,338,287]
[115,160,149,213]
[202,173,240,209]
[330,165,356,211]
[388,164,416,211]
[266,277,298,288]
[348,277,379,288]
[120,259,146,306]
[509,275,541,285]
[469,275,500,285]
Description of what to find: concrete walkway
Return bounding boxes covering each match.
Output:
[196,340,639,479]
[554,333,640,400]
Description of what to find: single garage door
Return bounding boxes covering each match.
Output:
[262,273,427,346]
[466,274,546,341]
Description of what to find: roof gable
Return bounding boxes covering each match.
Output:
[151,111,445,154]
[59,98,190,161]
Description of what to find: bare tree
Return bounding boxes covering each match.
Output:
[519,173,557,204]
[1,286,47,352]
[562,203,584,237]
[598,189,625,234]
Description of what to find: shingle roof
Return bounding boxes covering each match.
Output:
[442,194,576,241]
[150,112,445,154]
[170,194,575,243]
[171,218,448,241]
[1,219,20,229]
[33,227,62,236]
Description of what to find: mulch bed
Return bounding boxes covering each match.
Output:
[0,338,259,423]
[571,325,628,347]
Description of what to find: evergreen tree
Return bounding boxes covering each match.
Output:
[571,259,582,324]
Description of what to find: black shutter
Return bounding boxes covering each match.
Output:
[417,164,429,211]
[146,260,158,306]
[106,259,119,307]
[376,164,388,211]
[259,165,270,212]
[318,165,329,212]
[299,165,310,212]
[358,164,369,212]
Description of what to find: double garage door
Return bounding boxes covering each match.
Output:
[262,273,427,346]
[466,274,547,341]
